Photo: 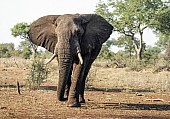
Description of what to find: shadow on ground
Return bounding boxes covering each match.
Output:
[85,102,170,111]
[0,84,159,93]
[0,85,57,91]
[0,84,156,93]
[86,87,156,93]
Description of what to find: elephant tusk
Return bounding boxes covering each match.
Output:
[45,54,57,65]
[78,52,83,65]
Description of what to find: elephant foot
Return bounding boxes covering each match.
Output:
[67,97,81,107]
[67,102,81,107]
[58,97,68,101]
[63,98,68,101]
[79,97,85,103]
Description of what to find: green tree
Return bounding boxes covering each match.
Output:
[11,22,37,57]
[156,33,170,50]
[113,35,135,58]
[154,7,170,35]
[18,40,32,50]
[143,45,161,61]
[156,33,170,60]
[153,5,170,60]
[96,0,167,60]
[99,39,114,60]
[11,22,30,39]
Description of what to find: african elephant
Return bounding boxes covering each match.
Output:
[28,14,113,107]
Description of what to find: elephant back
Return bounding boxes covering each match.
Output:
[28,15,60,53]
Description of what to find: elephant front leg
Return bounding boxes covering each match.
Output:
[67,62,82,107]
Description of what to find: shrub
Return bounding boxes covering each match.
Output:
[85,68,97,89]
[26,57,49,89]
[22,48,32,59]
[153,58,170,73]
[127,59,147,72]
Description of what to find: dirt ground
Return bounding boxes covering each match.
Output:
[0,66,170,119]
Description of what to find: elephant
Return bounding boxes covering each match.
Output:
[28,14,113,107]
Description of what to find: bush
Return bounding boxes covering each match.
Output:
[26,57,49,89]
[22,48,32,59]
[127,59,147,72]
[153,58,170,73]
[85,68,98,89]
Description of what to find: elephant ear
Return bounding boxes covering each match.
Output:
[80,14,113,54]
[28,15,60,53]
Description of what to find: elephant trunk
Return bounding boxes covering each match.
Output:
[57,42,72,101]
[56,29,83,101]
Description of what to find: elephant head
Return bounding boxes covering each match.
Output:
[28,14,113,105]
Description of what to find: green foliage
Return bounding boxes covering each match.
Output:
[99,39,114,60]
[22,48,32,59]
[96,0,168,60]
[167,44,170,60]
[18,40,32,50]
[156,33,170,50]
[155,33,170,60]
[0,43,32,58]
[143,46,161,61]
[96,0,166,34]
[26,57,49,90]
[154,7,170,34]
[114,35,135,57]
[11,22,33,51]
[0,43,15,58]
[11,22,30,39]
[153,57,170,73]
[11,22,38,58]
[12,50,22,57]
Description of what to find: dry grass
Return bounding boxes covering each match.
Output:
[88,61,170,92]
[0,57,29,68]
[0,58,170,92]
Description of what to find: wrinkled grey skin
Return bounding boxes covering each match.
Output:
[28,14,113,107]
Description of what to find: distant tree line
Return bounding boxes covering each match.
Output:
[0,42,30,59]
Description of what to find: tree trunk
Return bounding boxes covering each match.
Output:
[134,31,143,61]
[136,48,142,60]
